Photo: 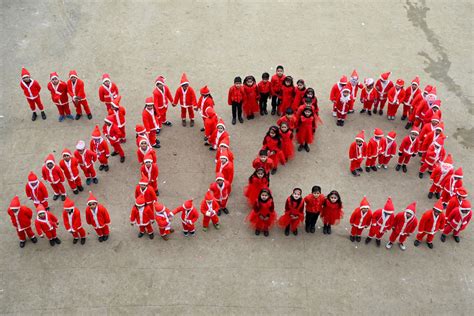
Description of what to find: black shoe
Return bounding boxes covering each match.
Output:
[419,172,424,179]
[232,119,236,125]
[61,195,66,201]
[351,170,359,177]
[217,209,222,216]
[350,235,355,242]
[371,166,377,171]
[401,115,407,121]
[264,110,268,115]
[120,156,125,163]
[255,230,260,236]
[149,233,154,239]
[99,236,104,242]
[298,145,304,152]
[41,111,47,120]
[395,164,401,171]
[260,110,265,116]
[360,109,366,114]
[81,238,86,245]
[73,238,79,244]
[247,116,252,121]
[92,177,98,184]
[104,165,109,172]
[264,230,269,237]
[310,227,315,233]
[182,120,187,127]
[200,128,205,132]
[284,227,290,236]
[53,194,59,201]
[152,143,161,149]
[190,120,194,127]
[304,144,310,152]
[327,225,332,234]
[379,110,383,115]
[156,190,159,196]
[405,122,412,130]
[20,241,26,248]
[238,118,244,124]
[323,225,327,234]
[428,192,434,199]
[271,109,276,115]
[55,238,61,244]
[49,239,56,246]
[367,110,372,116]
[78,185,84,192]
[103,235,109,241]
[86,113,92,120]
[305,226,309,233]
[222,208,229,214]
[427,242,433,249]
[402,165,407,173]
[111,151,118,156]
[209,147,215,151]
[365,237,372,244]
[99,165,105,171]
[454,236,460,243]
[418,152,423,157]
[31,236,38,243]
[271,168,277,175]
[356,236,361,242]
[366,167,371,172]
[414,240,421,247]
[32,112,38,121]
[376,239,381,247]
[340,121,345,126]
[293,229,298,236]
[357,168,363,172]
[189,231,195,237]
[336,120,341,126]
[183,231,189,236]
[440,234,446,242]
[435,192,440,199]
[75,114,82,120]
[164,121,172,126]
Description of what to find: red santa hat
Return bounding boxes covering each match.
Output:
[155,75,165,85]
[386,131,397,140]
[110,95,121,109]
[338,75,348,85]
[431,111,441,122]
[216,119,226,129]
[443,153,453,165]
[456,187,468,198]
[434,122,444,131]
[460,200,471,211]
[364,78,374,86]
[139,175,149,185]
[410,127,420,135]
[21,67,30,78]
[69,70,78,78]
[216,173,225,181]
[396,79,405,86]
[405,202,417,215]
[359,196,370,209]
[154,201,166,213]
[428,86,437,97]
[380,72,391,80]
[135,124,146,134]
[432,199,444,212]
[350,70,359,79]
[87,191,98,204]
[219,155,229,162]
[102,73,111,83]
[28,171,38,182]
[91,125,102,138]
[145,96,154,105]
[143,153,154,163]
[454,167,463,178]
[355,130,365,141]
[205,191,214,201]
[434,136,445,146]
[138,137,149,146]
[44,153,55,165]
[183,199,194,210]
[200,85,210,95]
[180,73,189,86]
[374,128,384,137]
[383,197,395,213]
[411,76,420,86]
[135,194,146,207]
[36,204,46,214]
[76,140,86,150]
[64,197,75,209]
[49,72,59,80]
[219,137,230,148]
[341,86,351,93]
[104,115,115,124]
[9,196,21,209]
[431,99,441,109]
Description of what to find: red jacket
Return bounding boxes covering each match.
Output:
[216,147,234,163]
[174,86,197,108]
[271,74,286,97]
[42,164,65,185]
[430,163,453,188]
[446,197,463,218]
[335,97,352,115]
[370,209,394,233]
[47,81,68,105]
[155,206,173,230]
[277,115,297,130]
[209,129,230,149]
[228,85,244,104]
[35,211,59,235]
[67,78,87,99]
[99,82,119,103]
[59,157,81,181]
[103,123,123,145]
[443,175,463,197]
[391,212,418,236]
[418,210,445,234]
[252,157,274,174]
[348,142,367,161]
[349,81,363,99]
[90,138,110,159]
[63,208,83,233]
[25,181,48,204]
[420,131,445,153]
[204,112,218,138]
[197,95,214,118]
[257,80,271,94]
[375,79,394,100]
[398,135,419,155]
[153,86,173,111]
[446,208,472,232]
[140,163,159,184]
[422,144,446,167]
[380,138,397,158]
[20,80,41,99]
[8,206,33,231]
[387,87,406,106]
[304,194,325,213]
[74,149,97,169]
[215,160,234,184]
[173,205,199,225]
[85,204,110,228]
[360,87,377,105]
[107,106,126,128]
[350,208,373,229]
[329,83,343,103]
[200,198,220,217]
[136,146,156,164]
[403,86,421,108]
[418,123,437,148]
[142,108,161,131]
[130,205,155,226]
[134,185,157,205]
[366,137,387,159]
[209,181,230,203]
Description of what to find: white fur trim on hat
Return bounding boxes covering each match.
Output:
[76,140,86,150]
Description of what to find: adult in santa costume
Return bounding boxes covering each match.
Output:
[153,75,174,126]
[304,186,325,234]
[374,72,394,115]
[173,73,197,127]
[173,199,199,237]
[419,136,446,178]
[74,140,98,185]
[19,67,46,121]
[365,128,386,172]
[296,106,316,152]
[270,65,286,115]
[130,195,155,239]
[278,188,305,236]
[414,199,445,249]
[35,205,61,246]
[41,153,66,201]
[47,72,73,121]
[154,201,174,240]
[246,188,276,236]
[335,86,352,126]
[365,197,395,247]
[386,202,418,251]
[244,168,269,207]
[386,79,406,120]
[228,76,245,124]
[98,73,119,111]
[215,155,234,192]
[103,115,125,163]
[209,173,231,215]
[441,199,471,243]
[141,153,159,195]
[395,127,420,173]
[200,191,221,231]
[25,172,49,210]
[196,85,215,129]
[378,131,397,169]
[136,137,157,165]
[208,119,230,150]
[67,70,92,120]
[445,187,468,219]
[401,76,421,121]
[62,197,87,245]
[441,167,463,204]
[7,196,37,248]
[142,97,161,148]
[348,70,363,113]
[134,175,157,206]
[203,107,218,144]
[348,130,367,176]
[85,192,110,242]
[90,125,110,172]
[59,148,84,194]
[330,75,348,117]
[349,196,372,242]
[359,78,377,115]
[428,154,454,199]
[107,96,126,143]
[242,75,259,119]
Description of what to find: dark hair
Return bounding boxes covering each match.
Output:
[259,149,268,156]
[304,97,312,104]
[265,126,282,147]
[234,76,242,84]
[297,79,305,86]
[259,188,273,201]
[285,108,294,115]
[276,65,284,71]
[284,76,293,86]
[305,87,315,98]
[262,72,270,80]
[249,167,267,181]
[325,190,342,208]
[311,186,321,194]
[244,75,256,86]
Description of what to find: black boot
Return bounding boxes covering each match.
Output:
[355,236,361,242]
[405,122,412,130]
[293,229,298,236]
[367,110,372,116]
[323,225,327,234]
[54,238,61,244]
[428,192,434,199]
[78,185,84,192]
[350,235,355,242]
[73,238,79,244]
[376,239,381,247]
[298,144,304,152]
[414,240,421,247]
[360,109,366,114]
[365,237,372,244]
[104,165,109,172]
[351,170,359,177]
[327,225,332,234]
[419,172,424,179]
[304,144,310,152]
[80,238,86,245]
[366,167,371,172]
[138,232,144,238]
[427,242,434,249]
[440,234,446,242]
[20,241,26,248]
[149,233,154,239]
[395,164,402,171]
[41,111,47,120]
[49,239,56,246]
[255,230,260,236]
[454,236,460,243]
[284,226,290,236]
[31,236,38,243]
[32,112,38,121]
[402,165,408,173]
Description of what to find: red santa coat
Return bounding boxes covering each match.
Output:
[349,81,363,99]
[243,84,259,114]
[367,137,387,160]
[418,210,446,234]
[136,146,157,164]
[375,79,394,100]
[155,206,173,231]
[350,208,373,229]
[62,208,84,232]
[399,135,419,155]
[47,81,68,105]
[8,206,33,231]
[423,108,442,125]
[140,163,159,185]
[20,79,41,100]
[392,212,418,236]
[335,97,352,117]
[380,138,397,159]
[420,131,444,153]
[209,180,231,204]
[90,138,110,160]
[42,163,65,185]
[446,208,472,232]
[173,86,197,108]
[85,205,110,228]
[130,205,155,226]
[35,211,59,235]
[153,86,173,111]
[60,156,81,181]
[107,106,126,129]
[403,86,421,109]
[67,78,87,99]
[142,107,161,131]
[329,83,343,104]
[209,129,230,149]
[446,197,463,218]
[74,149,97,168]
[25,181,49,204]
[387,87,406,115]
[296,115,316,145]
[215,160,234,184]
[173,205,199,225]
[197,95,214,118]
[430,163,453,189]
[422,144,446,167]
[360,87,378,107]
[215,147,234,163]
[371,209,394,233]
[103,123,123,145]
[271,74,286,97]
[348,142,367,161]
[200,199,220,217]
[99,82,119,103]
[204,111,218,138]
[443,176,463,198]
[418,123,437,148]
[135,185,157,205]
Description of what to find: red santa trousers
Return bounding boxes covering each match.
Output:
[138,223,154,234]
[94,225,110,237]
[217,197,228,209]
[419,162,435,173]
[158,108,168,124]
[429,183,441,194]
[363,100,374,111]
[33,200,49,210]
[398,153,413,165]
[351,227,365,237]
[388,231,409,243]
[402,104,411,118]
[182,222,195,233]
[374,98,388,111]
[81,165,96,179]
[337,112,347,121]
[368,226,386,240]
[350,159,363,172]
[56,103,71,116]
[181,107,194,119]
[50,182,66,195]
[71,227,86,239]
[98,154,108,165]
[43,228,58,240]
[366,157,378,167]
[67,177,83,190]
[442,225,461,237]
[73,100,91,115]
[203,214,219,228]
[378,155,393,166]
[159,227,172,237]
[110,142,125,158]
[387,103,400,117]
[27,96,44,111]
[17,227,35,241]
[415,232,435,243]
[148,131,157,146]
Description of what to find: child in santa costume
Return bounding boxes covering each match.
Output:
[365,128,386,172]
[374,72,394,115]
[419,136,446,178]
[349,196,372,242]
[418,112,441,150]
[378,131,397,169]
[348,70,363,113]
[304,186,325,233]
[401,76,421,121]
[413,86,438,128]
[296,107,316,153]
[67,70,92,120]
[428,154,454,199]
[215,155,234,191]
[422,100,443,126]
[136,137,157,165]
[7,196,37,248]
[197,85,215,129]
[386,202,418,251]
[173,200,199,237]
[348,130,367,176]
[203,107,218,144]
[74,140,98,185]
[35,205,61,247]
[47,72,73,121]
[19,67,46,121]
[228,76,245,125]
[90,125,110,172]
[279,122,294,161]
[246,188,276,237]
[154,201,175,240]
[200,191,221,231]
[405,85,433,129]
[63,197,87,245]
[359,78,377,115]
[419,123,445,157]
[59,149,83,194]
[135,175,158,206]
[135,124,151,147]
[208,119,230,151]
[320,190,344,235]
[386,79,406,120]
[103,115,125,163]
[173,73,197,127]
[209,173,230,215]
[395,128,420,173]
[441,167,463,204]
[441,200,472,243]
[292,79,307,112]
[270,65,286,115]
[335,86,352,126]
[25,172,49,210]
[215,138,234,164]
[98,73,119,111]
[108,96,126,143]
[85,192,110,242]
[330,75,348,117]
[243,75,259,119]
[141,153,159,195]
[41,153,67,201]
[153,75,174,126]
[244,167,269,206]
[365,197,395,247]
[257,72,271,115]
[262,126,285,174]
[279,76,295,115]
[414,199,445,249]
[278,188,305,236]
[130,195,155,239]
[142,97,161,148]
[445,187,468,219]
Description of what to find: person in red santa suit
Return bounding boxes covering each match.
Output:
[154,201,175,240]
[200,191,221,232]
[386,202,418,251]
[242,75,260,119]
[215,155,234,192]
[107,96,126,143]
[98,73,119,111]
[445,187,468,219]
[208,119,230,150]
[278,188,305,236]
[378,131,397,169]
[330,75,348,117]
[142,97,161,148]
[103,115,125,163]
[59,148,84,194]
[136,137,157,165]
[209,173,231,215]
[74,140,98,185]
[141,153,159,195]
[252,149,274,174]
[246,188,277,236]
[419,136,446,178]
[173,73,197,127]
[244,167,269,206]
[25,172,49,210]
[85,192,110,242]
[386,79,406,120]
[441,199,472,243]
[296,107,316,152]
[395,127,420,173]
[365,128,386,172]
[348,70,363,114]
[349,196,372,242]
[335,86,352,126]
[135,124,152,148]
[401,76,421,121]
[19,67,46,121]
[405,84,433,129]
[414,199,445,249]
[90,125,110,172]
[196,85,215,129]
[67,70,92,120]
[418,111,441,149]
[365,197,395,247]
[35,205,61,247]
[413,86,438,128]
[41,153,67,201]
[441,167,463,205]
[173,199,199,237]
[153,75,174,127]
[428,154,454,199]
[422,99,443,126]
[203,107,218,144]
[348,130,367,176]
[62,197,87,245]
[419,122,445,158]
[47,72,73,121]
[130,194,155,239]
[135,175,157,206]
[374,72,394,115]
[359,78,377,116]
[291,79,307,112]
[7,196,38,248]
[215,137,234,164]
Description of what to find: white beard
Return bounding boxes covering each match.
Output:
[340,95,350,103]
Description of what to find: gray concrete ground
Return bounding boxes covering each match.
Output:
[0,0,473,315]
